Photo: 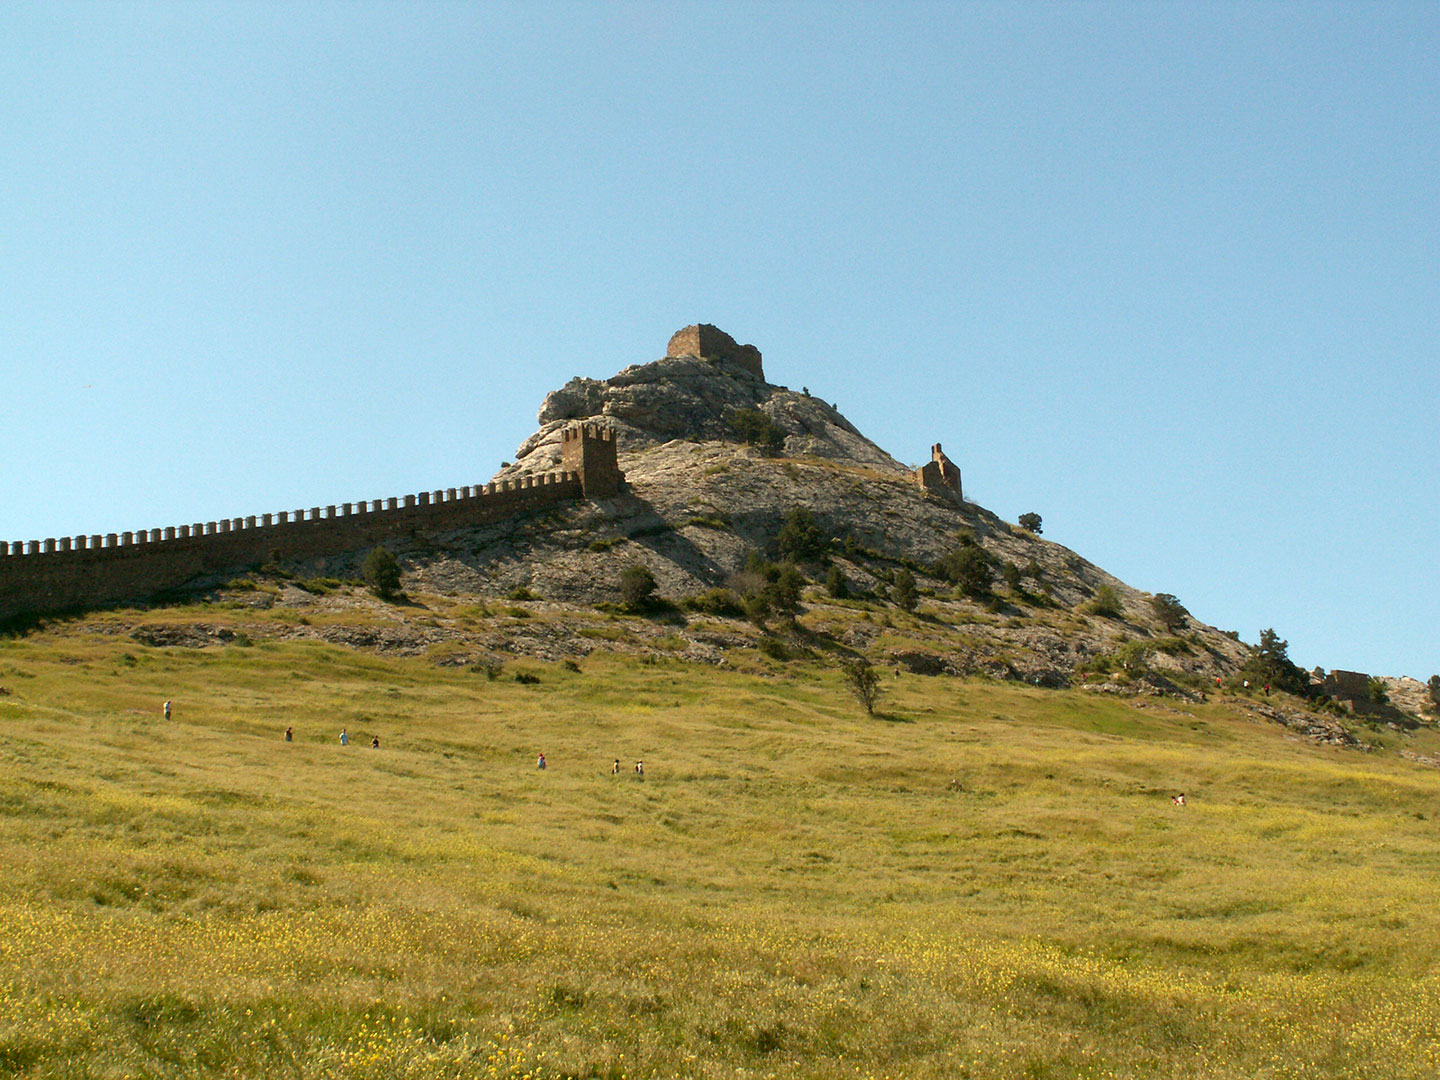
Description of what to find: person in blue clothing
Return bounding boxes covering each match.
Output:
[537,752,546,770]
[339,728,349,746]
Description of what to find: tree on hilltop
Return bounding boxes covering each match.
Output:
[1018,512,1042,534]
[1241,628,1309,695]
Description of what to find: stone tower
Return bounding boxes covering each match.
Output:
[560,422,623,498]
[666,324,764,381]
[912,443,962,501]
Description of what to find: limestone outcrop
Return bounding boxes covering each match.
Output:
[510,327,904,480]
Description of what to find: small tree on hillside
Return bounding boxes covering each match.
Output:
[1018,512,1042,534]
[619,563,658,612]
[842,658,883,716]
[777,507,828,563]
[935,540,994,599]
[891,568,918,612]
[825,564,850,599]
[1084,585,1124,619]
[766,563,805,623]
[1429,675,1440,712]
[1149,593,1190,632]
[362,547,402,599]
[1367,677,1390,706]
[727,408,785,454]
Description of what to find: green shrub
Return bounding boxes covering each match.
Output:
[727,408,786,453]
[361,548,401,599]
[682,589,744,618]
[619,563,658,613]
[1083,585,1124,619]
[776,507,828,562]
[825,565,850,599]
[1367,677,1390,706]
[1018,512,1042,534]
[1002,562,1022,591]
[506,585,538,601]
[841,657,882,715]
[935,540,994,599]
[891,569,918,612]
[756,636,791,661]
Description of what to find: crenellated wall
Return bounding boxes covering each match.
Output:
[0,424,622,621]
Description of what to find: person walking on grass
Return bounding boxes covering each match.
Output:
[371,735,380,749]
[612,758,621,775]
[284,726,293,742]
[340,728,349,747]
[537,752,546,770]
[163,700,171,721]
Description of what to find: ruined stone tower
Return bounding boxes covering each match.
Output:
[666,324,764,381]
[912,443,962,501]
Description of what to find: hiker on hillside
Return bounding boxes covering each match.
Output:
[162,700,171,721]
[340,728,349,746]
[634,760,644,778]
[1172,793,1186,807]
[371,735,380,749]
[612,759,621,775]
[284,726,293,742]
[537,752,546,770]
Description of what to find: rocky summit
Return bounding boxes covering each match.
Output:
[374,325,1254,689]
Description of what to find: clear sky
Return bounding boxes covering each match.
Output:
[2,2,1435,678]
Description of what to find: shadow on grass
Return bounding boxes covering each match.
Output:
[871,710,914,724]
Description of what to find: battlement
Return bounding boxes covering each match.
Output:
[0,423,623,621]
[912,442,962,501]
[560,422,623,497]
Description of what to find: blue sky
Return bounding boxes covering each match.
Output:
[2,2,1435,678]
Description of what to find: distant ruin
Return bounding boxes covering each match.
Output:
[666,324,764,380]
[1321,669,1384,715]
[912,443,962,501]
[0,422,622,622]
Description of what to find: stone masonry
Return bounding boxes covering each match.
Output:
[912,443,963,501]
[0,423,623,622]
[666,324,764,380]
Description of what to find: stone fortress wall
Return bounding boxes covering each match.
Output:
[0,423,621,622]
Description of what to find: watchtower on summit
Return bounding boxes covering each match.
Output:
[666,324,764,381]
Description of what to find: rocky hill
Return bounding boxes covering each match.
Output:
[42,323,1431,731]
[304,325,1255,689]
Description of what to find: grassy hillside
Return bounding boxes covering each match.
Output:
[2,614,1439,1079]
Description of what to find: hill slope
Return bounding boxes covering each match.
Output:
[2,630,1440,1078]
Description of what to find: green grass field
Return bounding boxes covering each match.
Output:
[2,618,1439,1078]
